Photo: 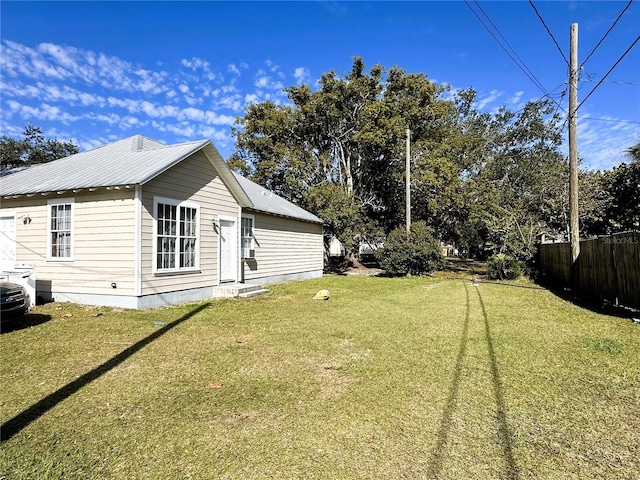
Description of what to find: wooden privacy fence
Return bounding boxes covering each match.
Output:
[539,231,640,310]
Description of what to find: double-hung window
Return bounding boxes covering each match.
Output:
[48,198,74,260]
[241,214,255,259]
[155,197,199,272]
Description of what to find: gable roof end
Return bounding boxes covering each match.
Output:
[1,136,211,196]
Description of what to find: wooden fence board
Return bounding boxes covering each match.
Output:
[539,232,640,310]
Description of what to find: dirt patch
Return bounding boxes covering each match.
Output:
[344,265,384,276]
[444,258,488,275]
[325,256,383,276]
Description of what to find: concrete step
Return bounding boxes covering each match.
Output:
[212,283,269,298]
[238,288,270,298]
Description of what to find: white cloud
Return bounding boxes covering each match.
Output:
[106,96,132,109]
[244,93,259,104]
[476,89,503,110]
[573,113,639,171]
[0,40,295,158]
[181,57,210,70]
[120,115,145,129]
[0,40,171,95]
[254,70,269,88]
[4,100,22,113]
[8,101,79,124]
[212,92,243,112]
[254,69,284,91]
[86,112,121,126]
[79,137,106,151]
[79,92,101,106]
[294,67,311,85]
[161,121,197,138]
[184,96,200,106]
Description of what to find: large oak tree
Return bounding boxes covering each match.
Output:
[0,124,78,170]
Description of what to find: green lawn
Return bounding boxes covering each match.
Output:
[1,275,638,479]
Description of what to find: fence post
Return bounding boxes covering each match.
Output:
[610,239,619,306]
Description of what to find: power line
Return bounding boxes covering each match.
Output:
[560,115,640,137]
[581,117,640,125]
[472,1,548,94]
[578,34,640,111]
[580,0,634,69]
[580,79,640,86]
[529,1,569,66]
[464,0,557,107]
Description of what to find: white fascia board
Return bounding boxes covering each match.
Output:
[201,143,253,208]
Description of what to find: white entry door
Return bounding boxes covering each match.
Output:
[219,219,237,283]
[0,212,17,266]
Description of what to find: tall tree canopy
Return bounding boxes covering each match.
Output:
[0,124,79,170]
[599,141,640,232]
[230,58,635,264]
[230,58,456,257]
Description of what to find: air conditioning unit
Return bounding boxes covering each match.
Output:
[242,248,255,259]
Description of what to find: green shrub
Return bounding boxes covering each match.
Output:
[487,253,522,280]
[375,221,444,276]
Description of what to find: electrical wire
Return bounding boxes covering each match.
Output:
[580,0,634,69]
[580,80,640,86]
[529,0,569,66]
[472,1,548,94]
[464,0,558,109]
[581,117,640,125]
[578,35,640,111]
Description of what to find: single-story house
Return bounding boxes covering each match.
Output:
[0,135,324,308]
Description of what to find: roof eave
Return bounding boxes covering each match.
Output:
[242,206,324,225]
[2,183,137,199]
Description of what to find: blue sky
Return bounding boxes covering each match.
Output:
[1,1,638,171]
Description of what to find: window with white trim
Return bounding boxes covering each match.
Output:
[241,215,255,259]
[155,198,199,272]
[48,199,74,260]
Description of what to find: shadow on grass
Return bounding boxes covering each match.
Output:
[476,286,520,480]
[0,302,211,444]
[479,280,545,290]
[540,281,639,321]
[1,313,53,334]
[427,283,520,480]
[427,280,470,477]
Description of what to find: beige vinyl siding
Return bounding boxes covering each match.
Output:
[242,211,323,282]
[140,151,238,295]
[1,190,137,296]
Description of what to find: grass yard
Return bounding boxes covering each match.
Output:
[1,275,639,479]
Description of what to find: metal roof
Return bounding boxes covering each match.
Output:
[0,135,209,196]
[0,134,322,224]
[233,172,323,224]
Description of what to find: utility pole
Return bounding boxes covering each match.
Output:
[406,127,411,233]
[569,23,580,282]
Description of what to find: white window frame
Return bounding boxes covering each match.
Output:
[153,197,200,274]
[47,198,74,262]
[241,214,255,259]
